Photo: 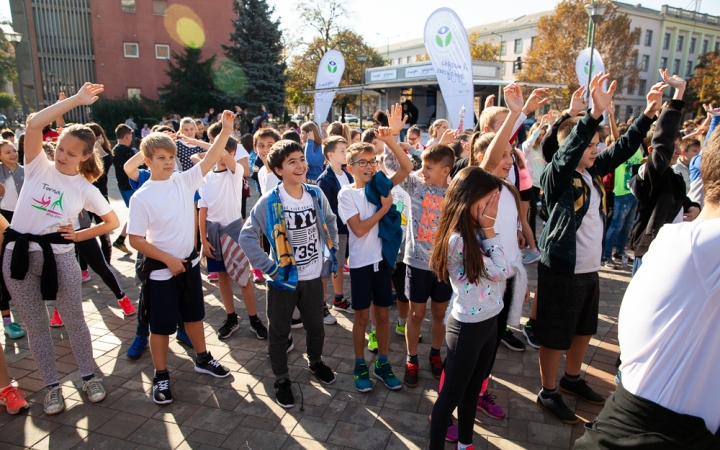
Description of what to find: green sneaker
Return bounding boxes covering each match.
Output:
[4,322,25,339]
[354,363,372,392]
[394,323,421,341]
[373,360,402,390]
[367,330,378,353]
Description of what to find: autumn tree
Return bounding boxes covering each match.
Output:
[517,0,641,108]
[0,30,17,88]
[416,32,500,62]
[689,51,720,106]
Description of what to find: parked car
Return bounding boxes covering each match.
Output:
[344,114,359,124]
[0,114,6,128]
[290,114,305,122]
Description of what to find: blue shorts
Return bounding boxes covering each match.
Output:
[120,189,135,207]
[147,263,205,335]
[206,257,226,273]
[349,260,394,311]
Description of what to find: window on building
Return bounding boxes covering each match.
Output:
[514,39,522,53]
[676,35,684,52]
[531,36,536,48]
[158,90,170,102]
[689,37,696,54]
[152,0,167,15]
[406,56,411,64]
[635,28,641,45]
[702,39,709,55]
[127,88,141,99]
[121,0,135,12]
[638,79,647,94]
[660,57,668,70]
[397,58,402,65]
[616,78,624,93]
[716,41,720,52]
[155,44,170,59]
[123,42,139,58]
[632,54,638,68]
[644,30,653,46]
[641,55,650,72]
[627,106,634,121]
[686,60,693,77]
[627,81,635,96]
[663,33,671,50]
[500,41,506,56]
[501,62,506,76]
[673,58,680,75]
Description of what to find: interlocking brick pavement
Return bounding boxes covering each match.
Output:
[0,170,629,449]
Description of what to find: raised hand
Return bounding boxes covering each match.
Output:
[659,69,685,99]
[703,104,720,117]
[438,128,458,145]
[503,83,524,114]
[221,110,235,130]
[608,101,615,117]
[644,81,669,118]
[75,83,104,105]
[477,191,500,229]
[522,88,549,116]
[375,126,395,144]
[569,86,588,116]
[589,72,616,120]
[387,103,407,135]
[485,94,495,109]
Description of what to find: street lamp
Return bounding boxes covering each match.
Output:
[4,29,27,120]
[376,32,400,61]
[357,54,368,131]
[584,1,608,98]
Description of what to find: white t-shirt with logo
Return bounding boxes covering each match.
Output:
[258,165,280,195]
[337,185,383,269]
[198,165,244,226]
[128,163,204,280]
[278,185,322,281]
[9,154,111,254]
[574,170,603,274]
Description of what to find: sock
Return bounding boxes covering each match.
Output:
[378,354,388,364]
[155,369,169,379]
[195,351,208,363]
[480,378,489,395]
[540,386,558,399]
[2,314,10,327]
[48,382,59,388]
[227,312,238,322]
[406,354,418,364]
[371,323,376,332]
[531,248,539,254]
[81,374,95,382]
[525,318,536,328]
[355,358,366,367]
[334,294,344,304]
[430,347,440,357]
[115,235,125,244]
[564,372,581,383]
[458,443,473,450]
[397,316,407,326]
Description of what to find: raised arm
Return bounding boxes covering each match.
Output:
[25,83,103,165]
[199,111,234,176]
[481,83,523,173]
[124,150,145,182]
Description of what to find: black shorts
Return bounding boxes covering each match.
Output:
[535,263,599,350]
[405,265,453,303]
[392,262,408,303]
[350,261,394,310]
[520,188,533,202]
[147,262,205,335]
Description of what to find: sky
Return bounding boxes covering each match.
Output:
[1,0,718,49]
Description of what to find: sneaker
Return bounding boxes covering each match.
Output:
[217,318,240,339]
[613,252,634,263]
[82,377,106,403]
[274,378,294,408]
[127,335,148,359]
[117,296,136,316]
[323,305,337,325]
[536,390,579,424]
[602,258,619,270]
[454,444,473,450]
[559,377,606,405]
[395,322,406,336]
[522,249,540,264]
[429,354,443,379]
[207,272,218,282]
[43,386,64,415]
[250,319,268,340]
[0,385,28,414]
[195,352,230,378]
[291,317,303,329]
[426,415,459,443]
[287,336,294,353]
[332,298,354,314]
[404,361,419,387]
[252,269,264,283]
[614,370,621,384]
[367,330,378,353]
[522,323,540,349]
[113,240,132,255]
[373,360,401,390]
[152,377,173,404]
[309,361,336,385]
[500,328,526,352]
[50,310,63,327]
[81,270,91,282]
[343,265,350,273]
[175,330,193,348]
[4,322,25,339]
[354,363,372,393]
[477,392,505,419]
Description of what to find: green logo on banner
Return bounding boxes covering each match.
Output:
[436,26,452,48]
[328,61,338,73]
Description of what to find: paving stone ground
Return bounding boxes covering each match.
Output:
[0,170,630,449]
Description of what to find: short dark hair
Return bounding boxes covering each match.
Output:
[207,122,222,139]
[115,124,133,140]
[422,144,455,168]
[267,140,303,179]
[253,128,281,149]
[323,135,347,158]
[373,111,389,127]
[240,133,253,152]
[557,117,581,145]
[225,135,238,152]
[361,128,377,143]
[680,137,701,152]
[282,130,301,144]
[408,125,422,136]
[0,129,14,139]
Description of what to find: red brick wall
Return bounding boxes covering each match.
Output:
[91,0,235,100]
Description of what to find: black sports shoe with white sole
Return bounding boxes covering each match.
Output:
[250,319,268,339]
[152,377,173,405]
[274,378,295,408]
[500,328,526,352]
[194,352,230,378]
[217,318,239,339]
[536,391,579,424]
[309,361,336,385]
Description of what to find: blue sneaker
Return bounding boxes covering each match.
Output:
[373,360,402,390]
[4,322,25,339]
[127,336,148,359]
[176,330,193,348]
[354,363,372,393]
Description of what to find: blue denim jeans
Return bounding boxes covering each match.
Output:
[604,194,638,260]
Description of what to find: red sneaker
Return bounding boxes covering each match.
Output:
[50,310,63,327]
[118,296,136,316]
[343,265,350,273]
[0,385,28,414]
[207,272,218,282]
[252,269,263,283]
[81,270,91,282]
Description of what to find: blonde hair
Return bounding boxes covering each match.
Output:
[179,117,196,131]
[61,124,103,183]
[479,107,509,132]
[345,142,375,165]
[140,132,177,158]
[429,119,448,139]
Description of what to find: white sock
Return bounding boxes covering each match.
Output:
[371,323,376,332]
[398,317,407,326]
[458,443,472,450]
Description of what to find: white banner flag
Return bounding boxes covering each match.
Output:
[314,50,345,127]
[575,47,607,92]
[423,8,475,130]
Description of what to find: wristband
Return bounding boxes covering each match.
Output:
[481,227,494,231]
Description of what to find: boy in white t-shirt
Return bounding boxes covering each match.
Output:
[338,127,413,393]
[127,111,236,405]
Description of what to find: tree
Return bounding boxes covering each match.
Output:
[0,28,17,88]
[517,0,641,108]
[224,0,287,117]
[295,0,348,52]
[689,51,720,106]
[162,47,223,116]
[0,92,15,109]
[414,33,501,62]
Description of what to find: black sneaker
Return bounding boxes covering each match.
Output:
[404,361,419,388]
[536,391,579,424]
[522,323,540,349]
[217,318,239,339]
[613,252,633,263]
[250,318,268,340]
[309,361,336,385]
[291,317,303,329]
[287,336,294,353]
[602,258,619,270]
[274,378,295,408]
[194,352,230,378]
[559,377,606,405]
[152,376,173,405]
[500,328,526,352]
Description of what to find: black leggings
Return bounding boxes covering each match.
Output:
[79,211,111,270]
[484,276,514,379]
[75,237,125,300]
[527,186,541,244]
[429,315,498,448]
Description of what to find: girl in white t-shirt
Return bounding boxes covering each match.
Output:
[1,83,119,416]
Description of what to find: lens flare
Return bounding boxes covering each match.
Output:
[164,4,205,49]
[214,60,248,98]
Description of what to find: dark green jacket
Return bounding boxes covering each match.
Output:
[539,111,653,275]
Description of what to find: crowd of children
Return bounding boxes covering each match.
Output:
[0,72,718,450]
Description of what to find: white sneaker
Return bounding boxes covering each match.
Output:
[323,305,337,325]
[43,386,64,415]
[82,378,106,403]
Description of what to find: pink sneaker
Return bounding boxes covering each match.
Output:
[207,272,218,282]
[343,265,350,273]
[455,444,473,450]
[81,270,91,282]
[427,415,459,443]
[477,392,505,419]
[252,269,263,283]
[117,296,136,316]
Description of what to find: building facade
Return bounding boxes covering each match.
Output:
[10,0,234,122]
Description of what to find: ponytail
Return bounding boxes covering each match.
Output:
[63,124,103,182]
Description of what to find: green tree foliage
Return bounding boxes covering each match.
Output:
[163,47,225,116]
[0,31,17,87]
[90,97,164,139]
[223,0,287,118]
[0,92,15,109]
